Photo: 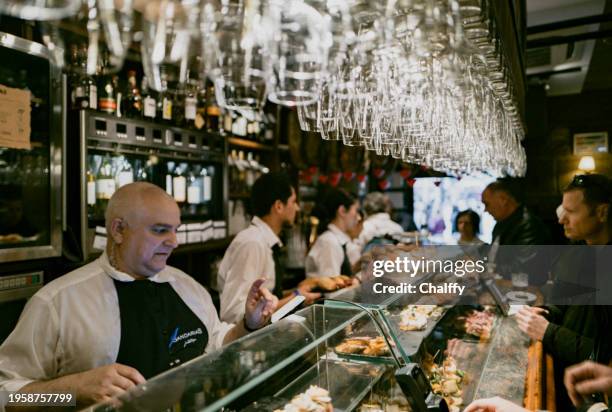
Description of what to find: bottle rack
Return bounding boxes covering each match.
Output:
[83,109,225,161]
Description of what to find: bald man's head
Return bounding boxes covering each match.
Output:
[105,182,181,278]
[105,182,175,233]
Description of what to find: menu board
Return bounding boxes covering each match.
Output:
[0,84,31,150]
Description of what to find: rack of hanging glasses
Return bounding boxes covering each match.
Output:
[0,0,526,178]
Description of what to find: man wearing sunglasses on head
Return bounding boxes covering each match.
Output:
[517,174,612,411]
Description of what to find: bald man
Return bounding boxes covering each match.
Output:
[0,183,277,409]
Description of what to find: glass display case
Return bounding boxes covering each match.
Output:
[83,291,530,412]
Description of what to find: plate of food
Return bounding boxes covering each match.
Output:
[334,335,393,360]
[398,305,445,332]
[427,356,467,412]
[273,385,333,412]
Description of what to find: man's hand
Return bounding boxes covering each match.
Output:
[516,306,549,341]
[464,396,528,412]
[73,363,145,405]
[244,279,278,330]
[296,281,322,305]
[564,360,612,406]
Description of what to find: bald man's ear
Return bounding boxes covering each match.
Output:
[596,204,609,223]
[109,218,126,244]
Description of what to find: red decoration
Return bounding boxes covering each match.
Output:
[378,179,391,190]
[343,171,355,181]
[308,166,318,174]
[373,168,385,179]
[318,174,328,184]
[399,169,412,179]
[406,178,417,187]
[329,172,342,187]
[356,174,367,183]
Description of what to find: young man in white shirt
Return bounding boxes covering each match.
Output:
[0,182,277,409]
[218,173,321,324]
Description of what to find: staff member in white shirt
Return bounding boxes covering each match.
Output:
[0,182,277,409]
[306,188,361,278]
[218,173,321,324]
[348,192,403,261]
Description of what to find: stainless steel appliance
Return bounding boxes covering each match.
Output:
[0,32,63,263]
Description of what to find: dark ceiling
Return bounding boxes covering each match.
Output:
[583,0,612,91]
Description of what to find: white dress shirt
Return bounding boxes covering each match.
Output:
[0,252,232,398]
[218,216,281,324]
[347,213,404,263]
[306,224,351,278]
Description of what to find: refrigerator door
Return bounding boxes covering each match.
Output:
[0,32,63,262]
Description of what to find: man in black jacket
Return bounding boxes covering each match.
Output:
[517,174,612,411]
[481,179,551,283]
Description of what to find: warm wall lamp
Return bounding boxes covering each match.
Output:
[578,156,596,173]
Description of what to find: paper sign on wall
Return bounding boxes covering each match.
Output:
[0,84,31,150]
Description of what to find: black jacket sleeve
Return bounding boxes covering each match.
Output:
[542,321,594,365]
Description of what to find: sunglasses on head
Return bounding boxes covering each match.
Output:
[569,174,612,201]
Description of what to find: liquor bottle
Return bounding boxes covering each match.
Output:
[236,151,247,192]
[194,87,207,131]
[115,157,134,188]
[96,154,116,214]
[124,70,143,118]
[141,76,156,120]
[245,152,256,188]
[184,80,198,130]
[68,44,81,109]
[187,166,201,205]
[157,71,173,124]
[134,159,148,181]
[77,43,97,110]
[200,166,212,202]
[86,163,96,220]
[173,86,186,128]
[232,111,247,138]
[205,84,220,132]
[172,163,187,203]
[165,161,175,197]
[114,75,124,118]
[223,110,233,135]
[98,74,116,114]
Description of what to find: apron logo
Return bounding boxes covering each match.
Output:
[168,327,203,349]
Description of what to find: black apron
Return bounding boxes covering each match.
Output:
[272,243,285,298]
[114,279,208,379]
[341,243,353,276]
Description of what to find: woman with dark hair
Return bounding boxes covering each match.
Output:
[306,188,361,278]
[455,209,484,245]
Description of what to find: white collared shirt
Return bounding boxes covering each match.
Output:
[0,253,233,397]
[218,216,281,324]
[305,224,352,278]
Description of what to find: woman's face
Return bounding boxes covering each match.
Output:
[457,215,475,238]
[342,202,361,231]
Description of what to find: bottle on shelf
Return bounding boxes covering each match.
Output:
[165,161,175,197]
[157,70,173,124]
[223,110,233,135]
[205,84,220,132]
[96,154,116,216]
[115,156,134,188]
[184,79,198,130]
[172,163,187,204]
[77,43,97,110]
[114,75,124,118]
[134,159,148,181]
[124,70,143,119]
[232,111,247,138]
[194,86,207,131]
[98,73,116,114]
[141,76,156,120]
[245,152,256,188]
[173,85,186,128]
[187,166,201,210]
[236,151,247,191]
[86,163,96,220]
[200,166,212,203]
